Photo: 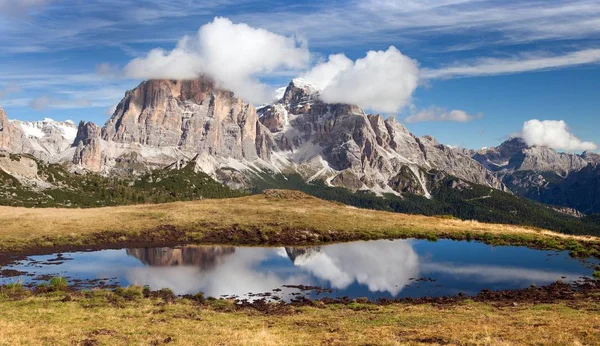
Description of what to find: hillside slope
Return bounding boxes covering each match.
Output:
[0,189,599,256]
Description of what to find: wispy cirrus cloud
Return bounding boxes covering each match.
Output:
[0,84,21,99]
[233,0,600,49]
[0,0,55,17]
[405,106,483,123]
[29,96,92,111]
[422,49,600,79]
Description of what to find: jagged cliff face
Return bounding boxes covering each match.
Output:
[0,107,25,153]
[104,79,260,161]
[470,137,600,213]
[73,121,103,172]
[62,77,507,196]
[3,79,600,211]
[258,79,504,194]
[474,137,592,176]
[15,118,78,162]
[541,164,600,214]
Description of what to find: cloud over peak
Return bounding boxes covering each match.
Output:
[124,18,421,113]
[124,17,310,104]
[521,119,597,152]
[302,46,420,113]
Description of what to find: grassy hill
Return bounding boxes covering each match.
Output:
[1,153,600,237]
[252,173,600,236]
[0,189,599,257]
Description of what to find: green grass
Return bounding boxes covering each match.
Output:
[0,287,598,345]
[49,277,69,291]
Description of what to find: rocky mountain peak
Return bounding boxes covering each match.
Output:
[281,78,319,112]
[15,118,77,142]
[103,76,260,162]
[0,106,26,153]
[73,121,103,172]
[5,78,506,198]
[473,136,588,176]
[0,106,7,129]
[582,151,600,164]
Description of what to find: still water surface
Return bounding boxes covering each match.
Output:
[1,239,597,300]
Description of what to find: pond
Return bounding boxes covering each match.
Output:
[1,239,597,301]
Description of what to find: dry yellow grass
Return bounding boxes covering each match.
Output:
[0,190,598,253]
[0,294,598,345]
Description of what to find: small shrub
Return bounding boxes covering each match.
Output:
[49,277,69,291]
[35,283,51,294]
[426,234,438,242]
[114,286,143,301]
[0,282,29,299]
[191,292,205,303]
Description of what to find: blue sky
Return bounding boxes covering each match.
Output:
[0,0,599,151]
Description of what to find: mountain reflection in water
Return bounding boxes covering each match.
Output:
[124,240,420,297]
[126,247,236,269]
[4,239,595,300]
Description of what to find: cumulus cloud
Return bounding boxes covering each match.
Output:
[300,54,353,90]
[405,106,482,123]
[423,49,600,79]
[124,17,310,104]
[520,119,597,152]
[302,46,419,113]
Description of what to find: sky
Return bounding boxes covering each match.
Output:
[0,0,599,152]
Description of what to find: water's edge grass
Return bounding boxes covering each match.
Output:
[0,283,599,345]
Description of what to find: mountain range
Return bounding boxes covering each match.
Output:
[0,76,598,217]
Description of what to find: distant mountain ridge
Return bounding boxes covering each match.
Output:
[64,76,505,196]
[467,137,600,213]
[1,76,599,214]
[0,108,77,162]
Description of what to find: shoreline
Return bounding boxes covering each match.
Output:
[1,223,600,261]
[3,277,600,306]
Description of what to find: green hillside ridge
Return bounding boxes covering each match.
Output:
[1,153,599,236]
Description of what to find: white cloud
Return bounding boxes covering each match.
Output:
[124,17,310,104]
[302,46,420,113]
[521,119,597,152]
[405,106,482,123]
[423,49,600,79]
[300,54,353,90]
[292,240,419,296]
